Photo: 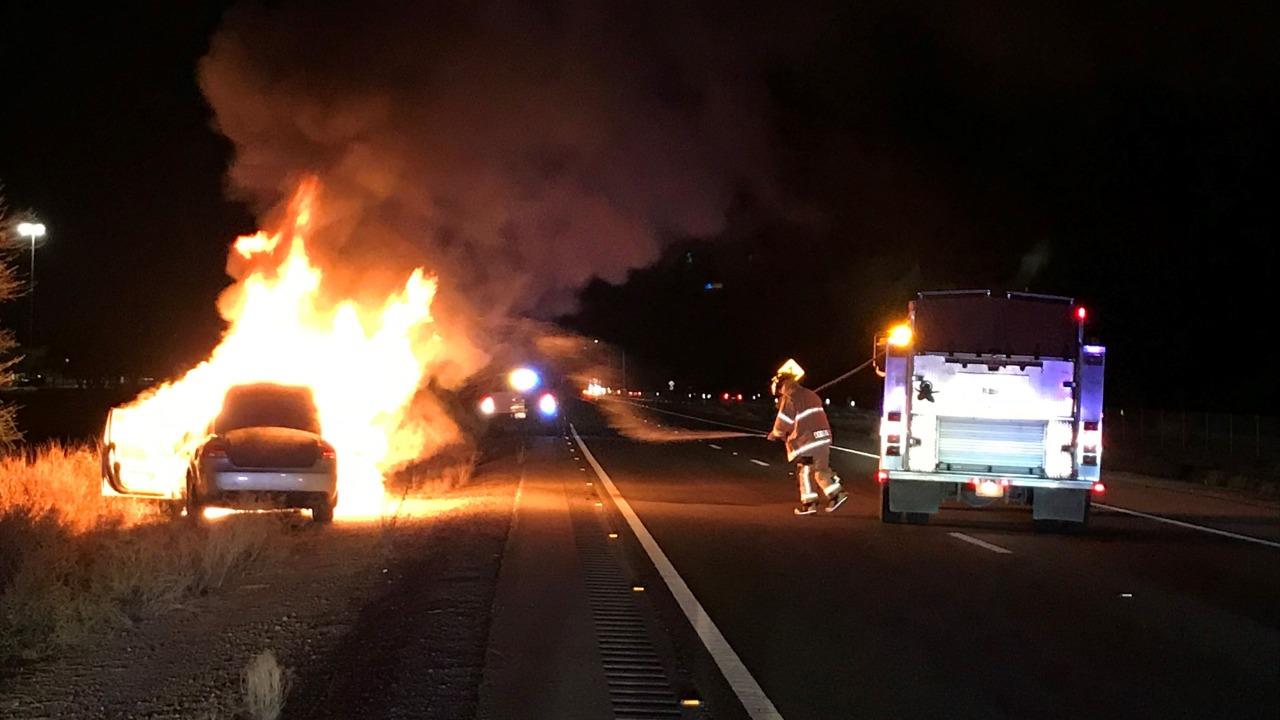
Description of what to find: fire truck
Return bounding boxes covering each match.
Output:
[874,290,1105,530]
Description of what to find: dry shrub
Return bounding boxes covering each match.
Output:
[242,650,289,720]
[388,441,480,496]
[0,444,281,667]
[0,444,156,532]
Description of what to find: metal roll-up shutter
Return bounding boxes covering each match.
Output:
[937,417,1046,472]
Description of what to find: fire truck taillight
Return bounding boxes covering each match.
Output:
[877,470,889,484]
[1092,482,1106,494]
[1076,306,1087,322]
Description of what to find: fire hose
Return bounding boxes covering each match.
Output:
[809,349,884,396]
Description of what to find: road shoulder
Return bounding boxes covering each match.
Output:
[476,443,612,720]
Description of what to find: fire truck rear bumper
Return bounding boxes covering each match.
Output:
[882,470,1094,491]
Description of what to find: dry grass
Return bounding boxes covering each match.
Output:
[242,650,289,720]
[388,442,479,497]
[0,444,281,667]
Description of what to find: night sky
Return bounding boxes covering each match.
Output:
[1,1,1274,413]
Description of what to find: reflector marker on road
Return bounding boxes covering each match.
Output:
[567,469,686,718]
[948,532,1013,554]
[572,424,785,720]
[1094,503,1280,550]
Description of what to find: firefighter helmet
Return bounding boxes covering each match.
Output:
[770,358,806,396]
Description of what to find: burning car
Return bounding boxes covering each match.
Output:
[103,383,339,523]
[477,366,561,427]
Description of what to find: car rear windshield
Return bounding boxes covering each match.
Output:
[214,384,322,434]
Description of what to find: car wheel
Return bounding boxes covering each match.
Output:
[162,499,184,520]
[184,472,204,525]
[311,499,334,524]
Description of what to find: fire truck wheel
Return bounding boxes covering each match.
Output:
[879,483,904,524]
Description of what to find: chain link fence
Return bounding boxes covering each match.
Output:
[1104,408,1280,488]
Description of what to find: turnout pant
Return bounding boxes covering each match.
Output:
[796,446,842,504]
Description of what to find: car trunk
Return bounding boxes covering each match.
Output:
[223,427,322,469]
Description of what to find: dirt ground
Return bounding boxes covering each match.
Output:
[0,476,515,720]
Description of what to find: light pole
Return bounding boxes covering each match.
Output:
[16,221,46,344]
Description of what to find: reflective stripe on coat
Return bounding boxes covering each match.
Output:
[772,384,832,461]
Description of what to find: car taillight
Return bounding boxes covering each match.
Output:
[480,396,496,415]
[319,441,336,460]
[203,441,228,459]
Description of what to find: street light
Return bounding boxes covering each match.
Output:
[17,221,46,344]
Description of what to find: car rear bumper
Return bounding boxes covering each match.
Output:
[210,470,337,495]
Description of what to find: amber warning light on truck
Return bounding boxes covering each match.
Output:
[887,323,913,348]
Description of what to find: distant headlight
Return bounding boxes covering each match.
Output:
[538,393,558,416]
[480,396,496,415]
[509,367,540,392]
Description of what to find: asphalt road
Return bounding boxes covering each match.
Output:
[562,399,1280,720]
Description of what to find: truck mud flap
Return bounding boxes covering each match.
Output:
[888,480,948,514]
[1032,488,1088,522]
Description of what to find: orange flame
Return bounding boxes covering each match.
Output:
[106,179,449,518]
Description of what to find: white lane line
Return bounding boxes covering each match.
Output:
[948,532,1014,554]
[708,444,723,450]
[571,424,784,720]
[623,400,880,460]
[749,459,770,467]
[1093,503,1280,550]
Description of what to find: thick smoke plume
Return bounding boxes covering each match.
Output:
[199,0,777,326]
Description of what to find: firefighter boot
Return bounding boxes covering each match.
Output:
[795,460,820,516]
[824,473,848,513]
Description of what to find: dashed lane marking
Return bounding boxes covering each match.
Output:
[749,459,770,467]
[948,532,1013,554]
[708,444,723,450]
[624,403,1280,550]
[623,401,879,459]
[571,424,784,720]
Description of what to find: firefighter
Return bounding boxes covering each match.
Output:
[766,359,848,515]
